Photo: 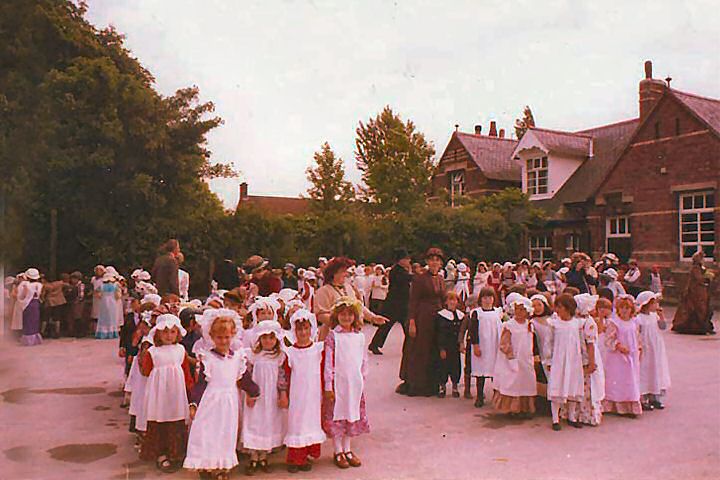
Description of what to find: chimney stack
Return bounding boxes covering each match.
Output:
[499,128,505,139]
[239,182,249,201]
[639,60,666,121]
[489,121,497,137]
[474,125,482,135]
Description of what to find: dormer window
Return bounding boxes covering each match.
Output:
[526,157,548,195]
[449,170,465,207]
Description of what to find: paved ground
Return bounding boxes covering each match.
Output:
[1,308,719,480]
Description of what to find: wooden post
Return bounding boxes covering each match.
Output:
[50,208,57,280]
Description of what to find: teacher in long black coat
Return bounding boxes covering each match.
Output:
[369,248,412,355]
[398,247,445,397]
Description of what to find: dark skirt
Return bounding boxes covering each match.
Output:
[21,299,42,346]
[140,420,187,462]
[401,302,440,396]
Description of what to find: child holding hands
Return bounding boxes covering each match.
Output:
[322,297,370,470]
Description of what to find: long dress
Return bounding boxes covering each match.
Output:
[547,315,584,403]
[96,282,120,339]
[322,327,370,438]
[10,285,23,331]
[242,350,287,451]
[18,281,43,346]
[492,319,537,413]
[91,276,103,319]
[284,343,326,448]
[637,312,671,397]
[470,307,503,378]
[576,317,605,425]
[400,271,444,396]
[602,316,642,415]
[672,264,714,334]
[185,349,246,471]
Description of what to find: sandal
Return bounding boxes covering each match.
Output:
[344,451,362,467]
[334,452,350,469]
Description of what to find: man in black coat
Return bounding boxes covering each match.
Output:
[369,248,412,355]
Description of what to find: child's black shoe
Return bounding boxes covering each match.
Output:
[245,460,258,476]
[437,385,446,398]
[652,400,665,410]
[451,385,460,398]
[287,464,299,474]
[552,423,561,431]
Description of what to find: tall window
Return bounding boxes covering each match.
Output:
[449,170,465,207]
[566,233,581,252]
[529,235,552,263]
[526,157,548,195]
[680,191,715,261]
[607,216,631,238]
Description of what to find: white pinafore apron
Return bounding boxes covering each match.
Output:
[242,351,287,450]
[185,352,245,470]
[471,307,503,377]
[493,319,537,397]
[284,343,326,448]
[332,332,365,422]
[143,344,189,423]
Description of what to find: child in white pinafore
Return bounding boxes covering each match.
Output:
[492,296,538,417]
[283,309,326,473]
[184,311,259,480]
[469,287,503,408]
[125,317,151,435]
[635,291,671,410]
[547,294,585,431]
[571,293,605,426]
[242,320,288,475]
[322,297,370,470]
[139,314,193,473]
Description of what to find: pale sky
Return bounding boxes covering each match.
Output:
[86,0,720,209]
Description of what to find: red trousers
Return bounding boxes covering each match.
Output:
[286,444,321,465]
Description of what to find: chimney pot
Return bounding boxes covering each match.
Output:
[499,128,505,138]
[644,60,653,79]
[474,125,482,135]
[489,121,497,137]
[240,182,248,201]
[454,124,459,132]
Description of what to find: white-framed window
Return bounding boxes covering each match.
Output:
[529,235,552,263]
[449,170,465,207]
[607,216,631,237]
[679,191,715,261]
[526,157,548,195]
[566,233,581,252]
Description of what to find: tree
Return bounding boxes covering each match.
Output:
[355,106,435,214]
[0,0,229,282]
[305,142,355,212]
[514,105,536,140]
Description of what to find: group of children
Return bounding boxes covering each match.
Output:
[120,288,371,479]
[436,284,672,430]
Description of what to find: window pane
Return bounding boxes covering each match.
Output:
[706,194,715,208]
[610,220,617,235]
[619,217,627,233]
[694,195,704,209]
[527,159,532,170]
[700,212,715,222]
[538,169,548,180]
[539,185,548,194]
[700,233,714,242]
[541,157,548,167]
[701,222,714,231]
[683,246,696,258]
[682,196,692,210]
[682,233,697,243]
[682,213,697,223]
[682,223,698,233]
[538,178,548,187]
[702,245,714,258]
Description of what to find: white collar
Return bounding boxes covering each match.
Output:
[438,308,465,320]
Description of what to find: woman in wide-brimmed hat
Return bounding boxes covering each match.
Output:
[17,268,44,346]
[398,247,446,397]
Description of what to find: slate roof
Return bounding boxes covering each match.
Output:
[671,89,720,136]
[236,196,310,215]
[527,127,593,157]
[453,132,520,182]
[533,118,640,220]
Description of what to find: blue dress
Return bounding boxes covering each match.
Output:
[96,282,120,339]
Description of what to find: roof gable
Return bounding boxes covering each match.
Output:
[670,89,720,137]
[452,132,520,182]
[514,128,593,158]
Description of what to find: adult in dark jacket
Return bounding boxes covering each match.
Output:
[369,248,412,355]
[565,254,595,294]
[151,239,180,296]
[214,253,240,290]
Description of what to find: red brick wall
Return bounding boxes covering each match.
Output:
[592,94,720,267]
